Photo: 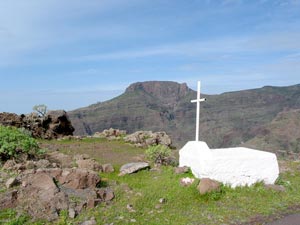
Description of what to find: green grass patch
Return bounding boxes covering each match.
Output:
[91,162,300,225]
[2,139,300,224]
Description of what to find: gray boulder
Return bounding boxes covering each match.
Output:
[119,162,150,176]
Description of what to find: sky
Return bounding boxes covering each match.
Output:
[0,0,300,114]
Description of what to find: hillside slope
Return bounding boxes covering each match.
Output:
[243,109,300,157]
[68,81,300,151]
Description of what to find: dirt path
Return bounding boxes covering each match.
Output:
[266,213,300,225]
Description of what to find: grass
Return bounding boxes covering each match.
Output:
[0,209,29,225]
[1,139,300,224]
[38,137,146,167]
[81,164,300,225]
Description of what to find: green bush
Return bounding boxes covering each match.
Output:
[0,125,39,161]
[145,144,172,165]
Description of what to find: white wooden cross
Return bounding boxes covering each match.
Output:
[191,81,206,141]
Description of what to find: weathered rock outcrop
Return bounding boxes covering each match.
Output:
[93,128,126,140]
[0,110,74,139]
[124,131,172,147]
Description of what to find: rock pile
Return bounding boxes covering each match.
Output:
[93,128,126,140]
[124,131,172,147]
[0,110,74,139]
[0,153,115,221]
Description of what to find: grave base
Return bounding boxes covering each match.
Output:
[179,141,279,187]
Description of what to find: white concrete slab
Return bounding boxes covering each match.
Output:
[179,141,279,187]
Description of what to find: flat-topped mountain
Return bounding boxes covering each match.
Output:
[125,81,190,106]
[68,81,300,153]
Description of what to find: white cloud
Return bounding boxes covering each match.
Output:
[70,30,300,63]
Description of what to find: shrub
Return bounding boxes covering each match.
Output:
[145,144,172,165]
[0,125,39,161]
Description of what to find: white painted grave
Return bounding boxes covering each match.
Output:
[179,81,279,187]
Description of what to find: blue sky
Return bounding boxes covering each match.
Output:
[0,0,300,114]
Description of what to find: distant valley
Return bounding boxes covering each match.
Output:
[68,81,300,155]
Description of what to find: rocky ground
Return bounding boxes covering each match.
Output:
[0,129,174,224]
[0,125,299,224]
[0,151,115,222]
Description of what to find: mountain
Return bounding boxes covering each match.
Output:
[243,109,300,156]
[68,81,300,152]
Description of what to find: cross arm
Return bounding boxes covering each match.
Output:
[191,98,206,103]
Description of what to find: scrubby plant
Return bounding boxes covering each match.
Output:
[0,125,39,161]
[201,184,227,201]
[275,175,291,188]
[145,144,172,165]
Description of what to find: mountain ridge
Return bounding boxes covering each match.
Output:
[68,81,300,154]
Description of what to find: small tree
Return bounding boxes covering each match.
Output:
[33,104,48,117]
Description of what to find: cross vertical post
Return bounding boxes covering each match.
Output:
[191,81,206,142]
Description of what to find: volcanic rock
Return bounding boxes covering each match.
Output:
[119,162,150,176]
[197,178,221,195]
[76,159,102,172]
[0,110,74,139]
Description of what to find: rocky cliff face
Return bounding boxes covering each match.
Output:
[68,81,300,153]
[125,81,190,106]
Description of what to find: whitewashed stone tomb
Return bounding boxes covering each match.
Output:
[179,81,279,187]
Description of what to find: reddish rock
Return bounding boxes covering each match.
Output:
[174,166,189,174]
[19,172,69,221]
[76,159,102,172]
[197,178,221,195]
[58,169,100,189]
[46,151,73,168]
[0,190,18,209]
[97,187,115,202]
